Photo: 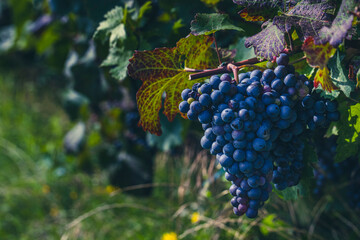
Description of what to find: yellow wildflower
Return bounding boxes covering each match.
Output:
[42,184,50,194]
[201,0,221,5]
[191,212,200,224]
[105,185,117,194]
[161,232,177,240]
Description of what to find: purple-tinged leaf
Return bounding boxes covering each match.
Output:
[233,0,300,20]
[319,0,357,47]
[233,0,282,8]
[245,21,285,60]
[273,0,335,41]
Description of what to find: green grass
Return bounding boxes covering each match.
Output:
[0,73,221,240]
[1,72,360,240]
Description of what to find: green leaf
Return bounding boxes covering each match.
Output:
[101,47,133,80]
[260,214,289,236]
[228,37,256,62]
[328,51,356,98]
[190,13,244,35]
[128,34,218,135]
[291,53,314,78]
[137,1,152,20]
[94,6,125,45]
[274,185,300,201]
[335,102,360,162]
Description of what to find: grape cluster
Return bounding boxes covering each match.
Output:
[178,53,340,218]
[297,83,340,130]
[313,136,360,209]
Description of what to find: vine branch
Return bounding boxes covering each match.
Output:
[188,57,260,80]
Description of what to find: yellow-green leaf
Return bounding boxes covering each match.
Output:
[314,67,339,92]
[128,35,218,135]
[302,36,338,92]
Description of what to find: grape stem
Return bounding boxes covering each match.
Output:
[289,56,306,65]
[213,33,222,66]
[187,57,260,81]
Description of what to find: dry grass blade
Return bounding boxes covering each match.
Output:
[61,203,157,240]
[333,211,360,237]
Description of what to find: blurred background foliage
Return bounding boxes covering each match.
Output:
[0,0,359,239]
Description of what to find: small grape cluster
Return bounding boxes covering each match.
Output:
[313,136,360,209]
[297,84,340,130]
[179,53,340,218]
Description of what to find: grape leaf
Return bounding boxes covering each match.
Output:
[233,0,300,22]
[94,3,152,81]
[101,47,133,80]
[313,67,339,93]
[233,0,283,11]
[274,183,308,200]
[94,6,126,45]
[328,51,355,97]
[302,36,338,92]
[245,21,286,60]
[273,0,334,41]
[238,8,273,22]
[335,102,360,162]
[128,34,218,135]
[319,0,357,46]
[190,13,244,35]
[302,36,336,69]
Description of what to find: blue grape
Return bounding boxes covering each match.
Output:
[219,81,231,94]
[230,118,244,130]
[204,128,216,141]
[274,65,287,79]
[276,53,289,66]
[233,149,246,162]
[210,75,221,89]
[181,89,191,100]
[199,94,211,107]
[253,138,267,151]
[219,154,234,168]
[211,90,224,105]
[314,101,326,114]
[325,100,338,112]
[223,143,235,156]
[221,108,235,122]
[250,69,262,79]
[280,106,292,120]
[179,101,190,113]
[198,110,212,124]
[239,109,250,121]
[200,136,212,149]
[232,130,246,141]
[266,104,280,118]
[190,101,202,113]
[284,74,296,87]
[220,73,232,82]
[271,79,284,92]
